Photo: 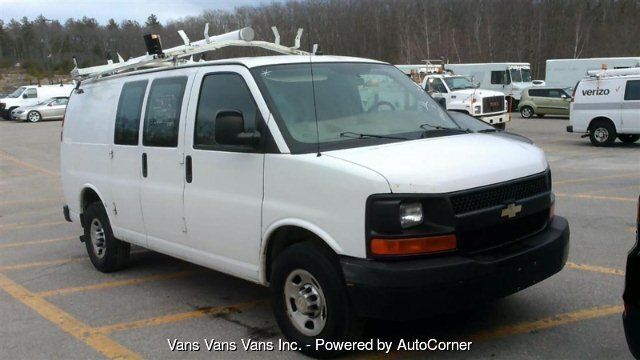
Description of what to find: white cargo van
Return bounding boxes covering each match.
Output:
[61,27,569,356]
[444,63,534,110]
[546,57,640,89]
[567,68,640,146]
[0,84,74,119]
[421,73,509,128]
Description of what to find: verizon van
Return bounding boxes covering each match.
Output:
[61,27,569,356]
[567,68,640,146]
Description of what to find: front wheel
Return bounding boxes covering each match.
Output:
[27,111,41,123]
[520,106,534,118]
[83,202,130,272]
[589,120,617,147]
[618,134,640,144]
[271,241,361,357]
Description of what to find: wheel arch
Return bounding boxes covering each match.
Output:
[588,116,616,132]
[260,219,343,285]
[78,184,108,227]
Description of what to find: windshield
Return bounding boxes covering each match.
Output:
[252,63,459,153]
[7,87,25,98]
[443,76,476,90]
[510,68,532,83]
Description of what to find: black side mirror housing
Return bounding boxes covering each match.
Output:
[436,97,447,109]
[22,93,28,99]
[214,110,261,147]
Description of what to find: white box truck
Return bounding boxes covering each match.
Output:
[546,57,640,90]
[444,63,534,110]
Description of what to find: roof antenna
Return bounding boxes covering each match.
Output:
[308,27,321,157]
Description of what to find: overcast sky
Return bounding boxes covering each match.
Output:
[0,0,272,24]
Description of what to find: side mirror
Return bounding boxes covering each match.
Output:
[436,97,447,109]
[214,110,261,147]
[22,93,28,99]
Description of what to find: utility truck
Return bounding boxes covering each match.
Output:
[546,57,640,89]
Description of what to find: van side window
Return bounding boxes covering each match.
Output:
[624,80,640,101]
[491,71,508,85]
[194,73,257,149]
[114,81,147,145]
[24,88,37,98]
[143,77,188,147]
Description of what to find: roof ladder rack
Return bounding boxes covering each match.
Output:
[71,25,309,81]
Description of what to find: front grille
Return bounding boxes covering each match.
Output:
[450,174,549,215]
[482,96,504,113]
[458,209,549,253]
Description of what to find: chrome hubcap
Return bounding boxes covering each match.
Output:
[594,127,609,143]
[28,112,39,122]
[284,269,327,336]
[522,108,532,117]
[90,218,106,259]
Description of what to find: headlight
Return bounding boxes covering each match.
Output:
[474,105,482,114]
[399,202,423,229]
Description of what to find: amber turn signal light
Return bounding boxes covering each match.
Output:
[371,235,457,256]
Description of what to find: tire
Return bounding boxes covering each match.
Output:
[494,123,506,130]
[589,119,617,147]
[618,134,640,144]
[27,110,41,123]
[520,106,534,118]
[83,202,130,273]
[271,241,362,358]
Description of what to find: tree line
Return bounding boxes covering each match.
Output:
[0,0,638,80]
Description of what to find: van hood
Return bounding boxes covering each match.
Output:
[325,133,547,194]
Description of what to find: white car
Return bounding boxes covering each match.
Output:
[421,74,509,128]
[567,68,640,146]
[61,28,569,356]
[0,84,74,119]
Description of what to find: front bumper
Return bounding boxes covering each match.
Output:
[10,112,27,120]
[341,216,570,320]
[478,113,509,125]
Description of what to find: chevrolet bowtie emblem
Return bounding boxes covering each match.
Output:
[501,203,522,218]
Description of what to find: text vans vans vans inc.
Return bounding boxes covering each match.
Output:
[61,27,569,356]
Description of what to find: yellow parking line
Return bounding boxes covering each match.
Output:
[554,172,639,185]
[628,226,638,233]
[0,220,67,232]
[0,257,87,272]
[470,304,622,342]
[0,236,76,249]
[97,299,268,334]
[555,193,636,202]
[0,151,59,177]
[566,262,624,276]
[0,197,62,206]
[0,273,141,359]
[37,270,200,298]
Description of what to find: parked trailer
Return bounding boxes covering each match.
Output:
[445,63,534,110]
[546,57,640,90]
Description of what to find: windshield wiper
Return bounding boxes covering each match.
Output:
[339,132,409,140]
[419,123,469,133]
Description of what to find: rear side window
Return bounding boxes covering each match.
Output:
[143,77,188,147]
[24,88,37,98]
[193,73,257,149]
[624,80,640,100]
[114,81,147,145]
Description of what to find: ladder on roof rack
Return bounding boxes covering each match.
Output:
[71,25,308,81]
[586,67,640,78]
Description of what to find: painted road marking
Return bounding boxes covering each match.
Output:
[0,272,141,359]
[0,236,76,249]
[470,304,622,342]
[554,172,640,186]
[37,270,200,298]
[97,299,268,334]
[0,197,63,207]
[0,151,59,177]
[0,257,87,272]
[566,262,624,276]
[0,220,67,231]
[555,193,636,202]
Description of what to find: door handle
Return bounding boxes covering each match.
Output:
[142,153,147,178]
[185,155,192,183]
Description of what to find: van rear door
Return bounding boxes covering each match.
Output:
[622,79,640,133]
[140,75,192,251]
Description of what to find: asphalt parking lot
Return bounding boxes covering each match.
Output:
[0,114,638,359]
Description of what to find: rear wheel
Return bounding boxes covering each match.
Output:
[589,120,617,147]
[83,202,130,272]
[271,241,362,357]
[520,106,534,118]
[618,134,640,144]
[27,111,41,123]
